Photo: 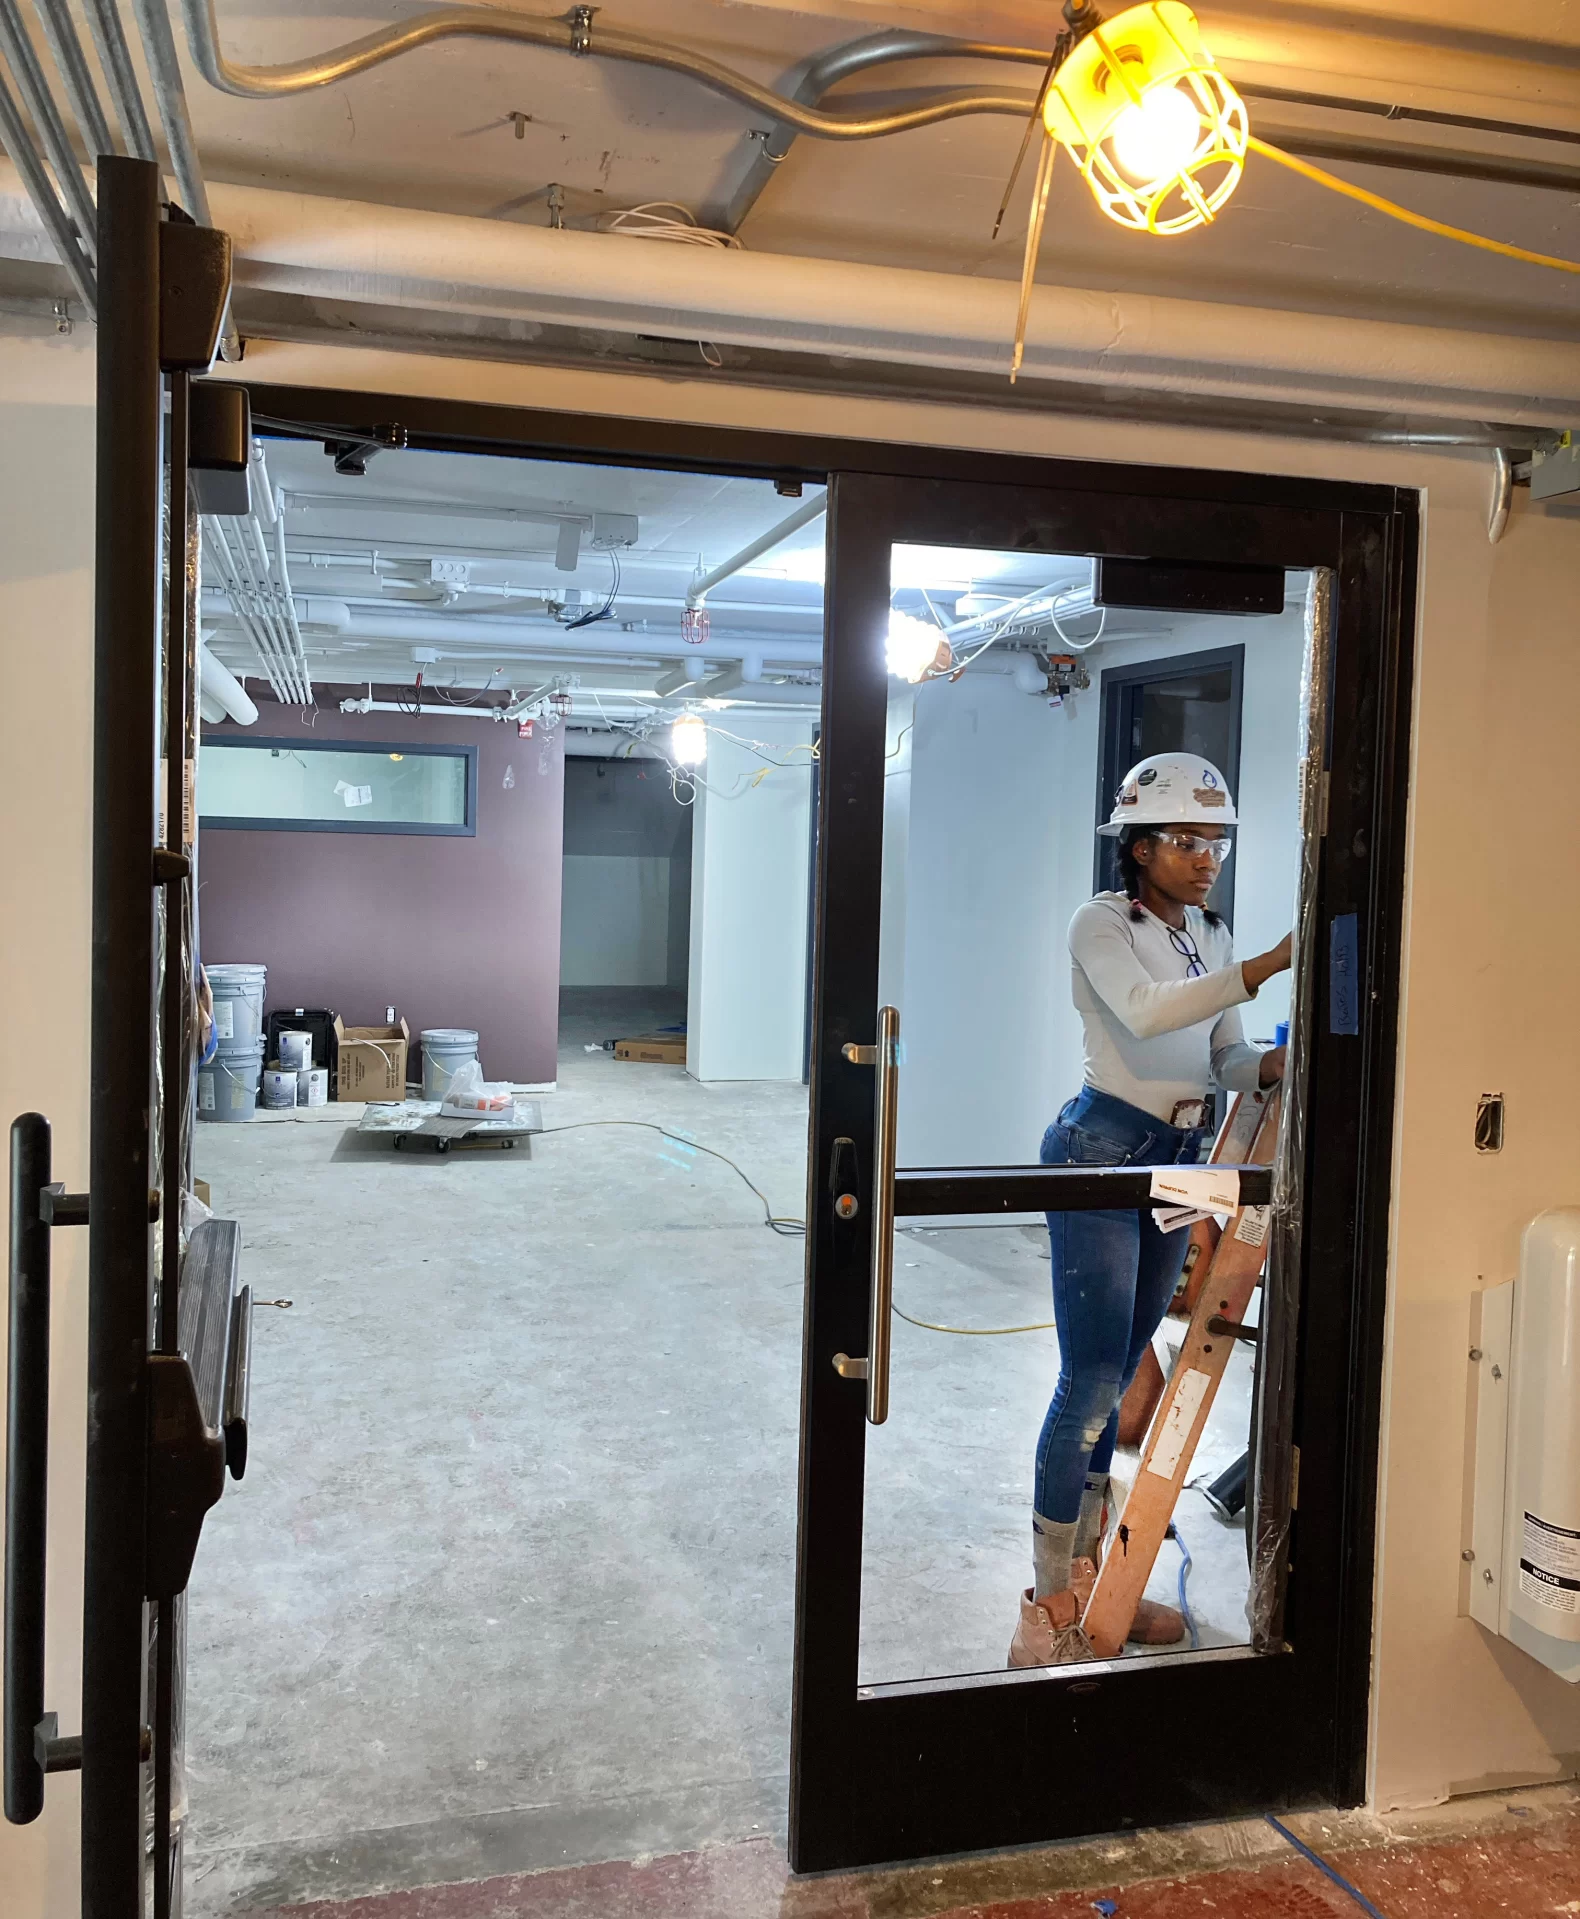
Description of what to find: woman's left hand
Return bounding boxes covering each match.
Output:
[1259,1045,1287,1086]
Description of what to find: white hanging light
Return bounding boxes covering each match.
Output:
[886,610,952,683]
[671,713,708,765]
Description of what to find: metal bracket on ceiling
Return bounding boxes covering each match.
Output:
[569,6,595,56]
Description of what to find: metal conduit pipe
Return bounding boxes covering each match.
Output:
[0,0,97,254]
[129,0,210,222]
[33,0,113,163]
[180,0,1580,163]
[686,494,826,609]
[0,68,92,310]
[80,0,155,159]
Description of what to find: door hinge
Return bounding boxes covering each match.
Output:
[144,1354,226,1600]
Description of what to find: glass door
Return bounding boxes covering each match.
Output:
[789,468,1412,1870]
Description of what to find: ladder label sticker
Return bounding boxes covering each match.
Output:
[1520,1512,1580,1613]
[1150,1165,1240,1214]
[1235,1204,1271,1248]
[1147,1368,1213,1481]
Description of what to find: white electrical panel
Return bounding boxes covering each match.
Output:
[1464,1209,1580,1682]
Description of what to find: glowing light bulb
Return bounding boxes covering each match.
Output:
[886,610,950,683]
[1110,84,1201,185]
[671,713,707,766]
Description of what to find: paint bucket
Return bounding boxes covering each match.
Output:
[198,1036,263,1122]
[297,1066,328,1108]
[277,1029,313,1071]
[261,1065,298,1111]
[207,963,267,1045]
[420,1028,479,1101]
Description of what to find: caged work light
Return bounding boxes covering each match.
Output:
[1044,1,1247,237]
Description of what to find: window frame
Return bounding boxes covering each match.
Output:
[198,734,480,837]
[1092,642,1246,922]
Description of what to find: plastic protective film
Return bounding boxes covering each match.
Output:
[1248,566,1332,1648]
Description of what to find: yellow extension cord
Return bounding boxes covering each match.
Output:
[1250,135,1580,279]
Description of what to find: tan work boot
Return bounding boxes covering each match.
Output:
[1069,1555,1187,1646]
[1007,1587,1098,1669]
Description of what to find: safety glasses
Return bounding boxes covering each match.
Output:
[1153,831,1233,865]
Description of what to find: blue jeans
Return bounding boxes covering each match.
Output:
[1034,1086,1210,1524]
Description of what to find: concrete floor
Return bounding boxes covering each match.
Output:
[183,987,1256,1913]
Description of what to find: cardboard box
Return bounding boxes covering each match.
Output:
[334,1017,409,1100]
[614,1034,687,1065]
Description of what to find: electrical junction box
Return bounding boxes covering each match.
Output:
[591,511,638,548]
[1463,1210,1580,1681]
[1529,434,1580,501]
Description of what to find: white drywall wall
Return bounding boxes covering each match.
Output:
[687,713,814,1081]
[559,854,671,985]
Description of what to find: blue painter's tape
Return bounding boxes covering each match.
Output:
[1329,912,1360,1035]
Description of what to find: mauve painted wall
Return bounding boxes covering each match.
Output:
[198,697,564,1083]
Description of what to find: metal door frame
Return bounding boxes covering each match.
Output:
[205,380,1415,1877]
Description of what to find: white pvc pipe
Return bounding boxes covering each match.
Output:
[687,494,826,608]
[192,180,1580,426]
[199,645,259,725]
[5,166,1578,423]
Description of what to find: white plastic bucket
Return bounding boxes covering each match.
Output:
[421,1028,479,1101]
[297,1067,328,1108]
[277,1030,313,1071]
[208,964,267,1045]
[198,1037,263,1122]
[261,1066,298,1111]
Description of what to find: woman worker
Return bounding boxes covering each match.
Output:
[1009,751,1291,1668]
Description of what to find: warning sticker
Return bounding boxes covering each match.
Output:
[212,997,233,1040]
[1235,1204,1271,1248]
[1147,1368,1213,1480]
[1519,1512,1580,1614]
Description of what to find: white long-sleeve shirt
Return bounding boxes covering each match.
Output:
[1068,893,1266,1123]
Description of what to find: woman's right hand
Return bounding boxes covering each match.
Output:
[1242,931,1293,995]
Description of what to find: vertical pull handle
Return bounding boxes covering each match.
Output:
[867,1006,900,1425]
[836,1011,902,1424]
[6,1114,50,1825]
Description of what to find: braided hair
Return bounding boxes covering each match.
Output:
[1117,827,1222,928]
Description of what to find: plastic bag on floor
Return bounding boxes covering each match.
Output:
[440,1058,513,1117]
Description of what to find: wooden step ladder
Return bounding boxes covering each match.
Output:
[1081,1085,1282,1659]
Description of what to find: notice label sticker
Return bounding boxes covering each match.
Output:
[212,998,233,1041]
[1519,1511,1580,1615]
[1235,1205,1272,1248]
[1150,1165,1240,1214]
[1147,1368,1213,1480]
[199,1075,215,1113]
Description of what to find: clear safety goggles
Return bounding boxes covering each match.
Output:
[1153,831,1233,865]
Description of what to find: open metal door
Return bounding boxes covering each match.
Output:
[789,466,1413,1870]
[4,156,247,1917]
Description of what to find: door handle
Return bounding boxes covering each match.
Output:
[5,1114,82,1826]
[836,1006,900,1425]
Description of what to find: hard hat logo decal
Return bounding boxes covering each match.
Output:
[1117,781,1139,806]
[1138,767,1158,785]
[1200,768,1218,787]
[1193,787,1226,807]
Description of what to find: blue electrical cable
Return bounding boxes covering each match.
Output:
[1168,1522,1200,1651]
[1266,1815,1392,1918]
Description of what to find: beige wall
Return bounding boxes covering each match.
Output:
[0,334,95,1917]
[5,323,1579,1913]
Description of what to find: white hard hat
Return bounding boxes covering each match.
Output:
[1097,752,1238,837]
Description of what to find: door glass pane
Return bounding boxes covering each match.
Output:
[862,542,1308,1687]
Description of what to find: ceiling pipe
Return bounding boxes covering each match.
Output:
[32,0,112,167]
[6,165,1579,426]
[0,0,97,255]
[686,494,826,610]
[200,644,259,725]
[0,74,93,312]
[80,0,156,160]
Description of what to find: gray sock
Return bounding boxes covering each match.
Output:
[1074,1473,1109,1563]
[1032,1512,1079,1599]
